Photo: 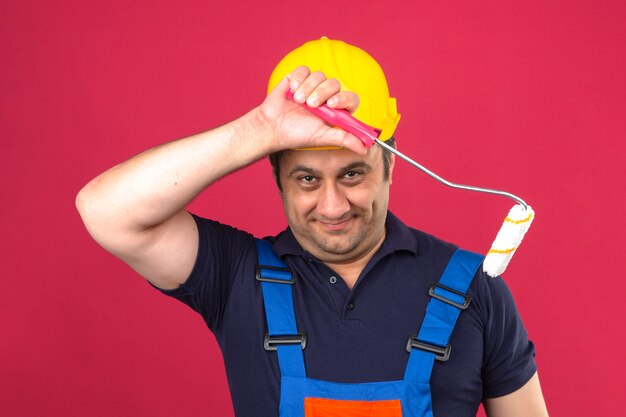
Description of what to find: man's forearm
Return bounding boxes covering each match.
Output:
[76,108,272,239]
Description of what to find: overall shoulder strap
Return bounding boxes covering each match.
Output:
[404,249,484,382]
[255,239,306,377]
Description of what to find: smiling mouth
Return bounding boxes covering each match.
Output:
[317,216,354,231]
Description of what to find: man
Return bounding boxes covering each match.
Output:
[76,38,548,416]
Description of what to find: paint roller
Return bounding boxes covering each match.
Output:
[287,89,534,277]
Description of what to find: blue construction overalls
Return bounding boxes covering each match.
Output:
[255,239,484,417]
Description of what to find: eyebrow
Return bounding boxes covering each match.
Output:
[287,165,321,178]
[341,161,373,173]
[287,161,373,178]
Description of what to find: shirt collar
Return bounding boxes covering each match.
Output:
[271,211,418,259]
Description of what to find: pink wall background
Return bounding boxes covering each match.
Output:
[2,1,624,416]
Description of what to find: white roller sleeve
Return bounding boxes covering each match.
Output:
[483,204,535,277]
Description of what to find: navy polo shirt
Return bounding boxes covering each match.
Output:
[158,211,536,417]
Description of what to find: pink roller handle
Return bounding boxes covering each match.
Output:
[286,89,379,148]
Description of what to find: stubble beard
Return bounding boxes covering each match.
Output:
[311,228,366,256]
[305,215,384,263]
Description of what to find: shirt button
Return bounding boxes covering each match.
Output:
[329,276,338,284]
[347,303,355,310]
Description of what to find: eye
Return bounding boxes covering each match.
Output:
[296,175,320,189]
[343,170,365,181]
[340,170,365,186]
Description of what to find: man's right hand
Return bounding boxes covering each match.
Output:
[254,66,366,155]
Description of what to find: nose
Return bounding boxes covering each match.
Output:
[316,182,350,220]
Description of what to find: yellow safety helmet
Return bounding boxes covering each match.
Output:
[268,37,400,143]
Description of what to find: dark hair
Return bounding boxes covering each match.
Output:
[269,137,396,191]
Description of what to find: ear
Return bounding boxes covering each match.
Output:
[388,153,395,185]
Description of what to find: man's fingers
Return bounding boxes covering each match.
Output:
[267,75,290,99]
[287,67,360,114]
[327,91,360,114]
[273,66,365,153]
[292,70,327,104]
[319,127,367,156]
[304,78,341,107]
[338,131,368,155]
[287,66,311,92]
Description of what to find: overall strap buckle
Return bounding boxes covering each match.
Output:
[256,264,294,284]
[264,332,307,351]
[406,335,451,362]
[429,282,471,310]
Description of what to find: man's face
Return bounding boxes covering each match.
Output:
[278,146,394,264]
